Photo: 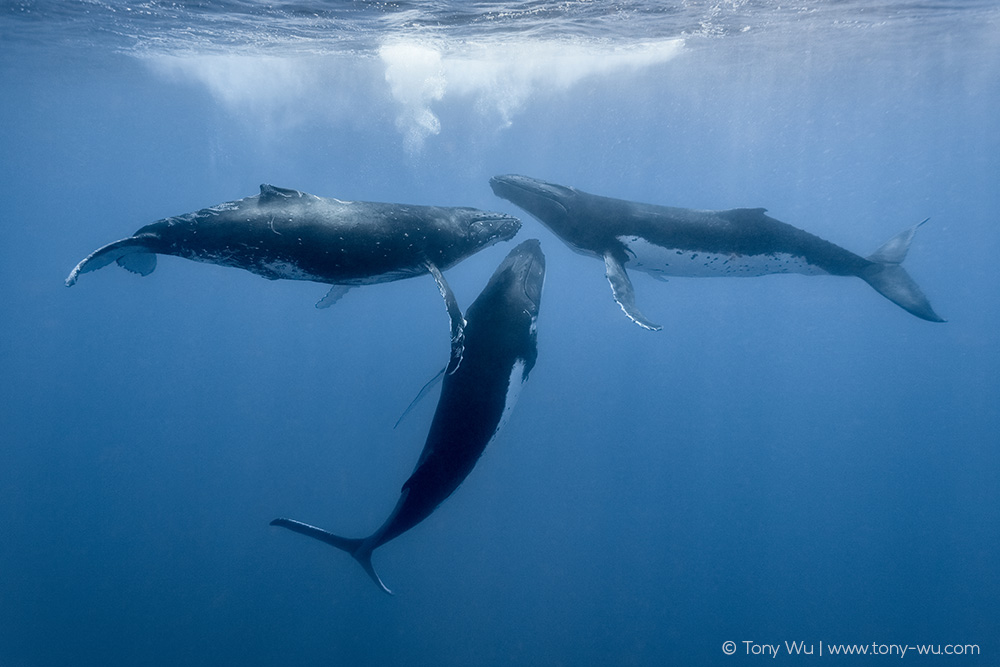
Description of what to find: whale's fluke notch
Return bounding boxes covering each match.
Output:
[270,518,392,595]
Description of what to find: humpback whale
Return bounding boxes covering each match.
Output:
[271,239,545,594]
[67,184,522,373]
[490,174,943,329]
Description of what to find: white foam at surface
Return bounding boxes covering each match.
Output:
[380,38,685,151]
[152,54,293,106]
[146,38,684,152]
[147,52,386,134]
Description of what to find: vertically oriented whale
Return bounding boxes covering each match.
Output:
[271,239,545,594]
[66,184,522,373]
[490,174,943,329]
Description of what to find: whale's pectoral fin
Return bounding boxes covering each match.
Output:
[394,367,446,429]
[603,250,661,331]
[316,284,352,309]
[270,517,392,595]
[425,262,466,375]
[861,219,945,323]
[65,234,160,286]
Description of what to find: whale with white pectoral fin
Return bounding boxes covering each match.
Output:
[490,174,944,329]
[271,239,545,594]
[67,184,522,373]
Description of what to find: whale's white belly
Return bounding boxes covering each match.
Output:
[618,235,827,278]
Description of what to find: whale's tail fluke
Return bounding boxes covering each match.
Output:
[860,219,945,323]
[270,517,392,595]
[65,233,160,286]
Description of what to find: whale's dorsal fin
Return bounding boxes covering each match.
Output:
[259,184,305,202]
[603,249,661,331]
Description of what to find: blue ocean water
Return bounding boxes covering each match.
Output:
[1,1,998,665]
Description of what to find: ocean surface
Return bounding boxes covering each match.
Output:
[2,1,998,665]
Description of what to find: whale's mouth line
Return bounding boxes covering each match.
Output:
[492,176,570,218]
[519,255,544,309]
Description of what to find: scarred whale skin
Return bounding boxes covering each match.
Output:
[271,239,545,594]
[490,174,943,330]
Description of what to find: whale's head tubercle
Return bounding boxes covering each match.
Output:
[461,208,522,251]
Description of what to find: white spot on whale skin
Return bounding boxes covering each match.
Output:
[618,236,827,278]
